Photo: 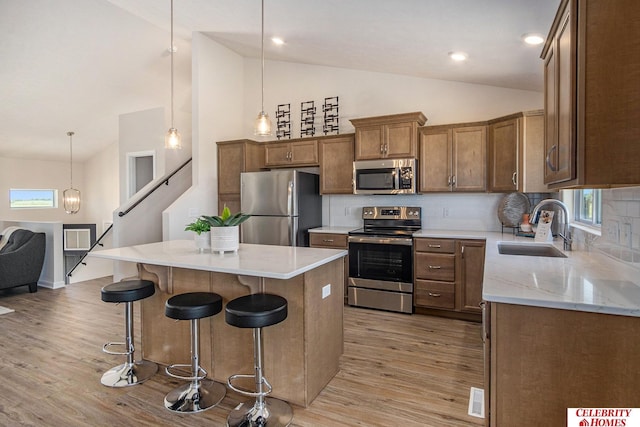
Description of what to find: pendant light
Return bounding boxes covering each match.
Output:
[63,131,81,214]
[165,0,182,149]
[254,0,272,136]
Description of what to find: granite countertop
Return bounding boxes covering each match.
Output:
[90,240,347,280]
[415,229,640,317]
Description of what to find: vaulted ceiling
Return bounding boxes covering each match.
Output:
[0,0,559,162]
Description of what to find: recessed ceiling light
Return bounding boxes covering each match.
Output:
[271,37,285,45]
[522,33,544,45]
[448,51,468,61]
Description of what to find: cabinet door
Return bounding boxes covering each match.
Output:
[290,139,319,166]
[354,125,384,160]
[218,143,244,195]
[264,142,292,167]
[452,126,487,192]
[385,122,416,158]
[544,6,574,184]
[319,136,354,194]
[489,119,519,192]
[459,240,485,314]
[418,129,452,192]
[218,194,240,216]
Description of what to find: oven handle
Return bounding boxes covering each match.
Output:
[348,236,413,246]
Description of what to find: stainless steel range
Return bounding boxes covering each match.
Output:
[348,206,421,314]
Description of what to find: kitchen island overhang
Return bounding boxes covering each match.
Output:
[90,241,347,407]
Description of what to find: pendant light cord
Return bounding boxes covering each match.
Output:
[170,0,175,128]
[67,131,74,188]
[261,0,265,114]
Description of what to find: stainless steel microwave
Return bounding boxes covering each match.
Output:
[353,158,417,194]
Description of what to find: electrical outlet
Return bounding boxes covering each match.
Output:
[443,207,450,218]
[345,207,352,216]
[621,223,632,247]
[322,284,331,299]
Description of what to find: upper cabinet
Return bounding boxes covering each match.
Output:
[217,139,264,214]
[350,112,427,160]
[319,134,355,194]
[541,0,640,188]
[488,111,546,193]
[264,139,319,168]
[418,123,487,192]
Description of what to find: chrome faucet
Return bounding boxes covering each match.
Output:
[530,199,572,251]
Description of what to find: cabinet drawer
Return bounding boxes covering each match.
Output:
[414,238,455,253]
[309,233,348,248]
[414,280,455,309]
[415,253,455,281]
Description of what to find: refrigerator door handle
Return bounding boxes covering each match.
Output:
[289,216,296,246]
[287,180,294,216]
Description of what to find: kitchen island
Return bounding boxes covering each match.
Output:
[91,240,347,407]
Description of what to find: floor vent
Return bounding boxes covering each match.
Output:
[468,387,485,418]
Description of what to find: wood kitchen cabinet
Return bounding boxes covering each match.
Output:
[264,138,318,167]
[486,302,640,426]
[350,112,427,160]
[414,237,485,318]
[216,139,264,214]
[541,0,640,188]
[418,124,487,192]
[309,233,349,301]
[318,134,354,194]
[488,110,546,193]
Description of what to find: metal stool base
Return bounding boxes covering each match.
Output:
[164,379,226,413]
[227,397,293,427]
[100,360,157,387]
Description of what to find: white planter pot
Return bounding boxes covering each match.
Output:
[194,231,211,252]
[210,226,239,253]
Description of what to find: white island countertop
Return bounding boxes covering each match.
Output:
[90,240,347,280]
[415,229,640,317]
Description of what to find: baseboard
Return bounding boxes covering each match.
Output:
[38,279,66,289]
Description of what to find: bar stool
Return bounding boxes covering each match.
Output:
[100,279,158,387]
[164,292,226,413]
[225,293,292,427]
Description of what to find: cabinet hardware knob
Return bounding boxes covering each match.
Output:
[546,145,558,172]
[452,175,457,187]
[512,172,517,186]
[428,265,441,269]
[447,176,452,186]
[428,292,441,297]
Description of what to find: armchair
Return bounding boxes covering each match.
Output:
[0,229,46,292]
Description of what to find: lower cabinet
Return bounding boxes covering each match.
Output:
[486,302,640,426]
[310,233,349,301]
[413,237,485,317]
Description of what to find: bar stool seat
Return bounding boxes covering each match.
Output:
[225,293,292,427]
[100,279,157,387]
[164,292,226,413]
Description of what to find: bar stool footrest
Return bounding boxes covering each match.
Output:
[165,363,207,381]
[102,341,132,356]
[227,373,273,397]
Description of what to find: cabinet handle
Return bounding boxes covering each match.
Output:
[452,175,457,187]
[380,144,384,154]
[428,292,441,297]
[480,301,487,343]
[428,265,441,270]
[512,172,517,186]
[546,145,558,172]
[428,244,441,248]
[385,143,389,153]
[322,239,334,243]
[447,176,452,186]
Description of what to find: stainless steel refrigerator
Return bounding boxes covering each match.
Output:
[240,170,322,246]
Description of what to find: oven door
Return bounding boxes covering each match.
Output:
[348,236,413,284]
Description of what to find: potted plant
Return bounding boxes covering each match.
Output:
[184,218,211,252]
[202,205,251,253]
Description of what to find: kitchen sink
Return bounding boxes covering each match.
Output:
[497,242,567,258]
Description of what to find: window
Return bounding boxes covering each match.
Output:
[10,189,58,209]
[574,189,602,227]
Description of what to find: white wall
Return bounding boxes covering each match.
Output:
[83,142,119,235]
[162,33,245,241]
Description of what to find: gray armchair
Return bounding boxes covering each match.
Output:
[0,229,46,292]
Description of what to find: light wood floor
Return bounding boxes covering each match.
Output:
[0,278,484,426]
